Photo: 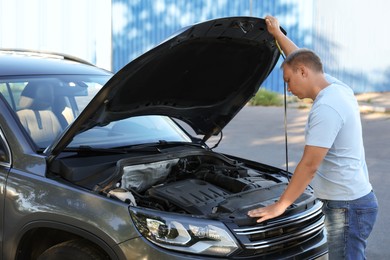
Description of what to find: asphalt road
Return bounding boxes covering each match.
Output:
[211,106,390,259]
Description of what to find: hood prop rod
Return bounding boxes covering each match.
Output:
[275,41,289,178]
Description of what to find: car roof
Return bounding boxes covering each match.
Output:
[0,49,112,76]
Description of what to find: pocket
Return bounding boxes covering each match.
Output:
[323,201,347,228]
[357,207,378,240]
[323,200,347,212]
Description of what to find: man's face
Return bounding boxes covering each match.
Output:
[282,65,306,99]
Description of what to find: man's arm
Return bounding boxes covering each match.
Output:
[265,15,298,56]
[247,145,328,223]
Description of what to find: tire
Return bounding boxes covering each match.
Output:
[37,239,108,260]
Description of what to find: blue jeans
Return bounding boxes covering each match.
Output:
[321,191,378,260]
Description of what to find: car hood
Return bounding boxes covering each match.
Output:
[46,16,281,159]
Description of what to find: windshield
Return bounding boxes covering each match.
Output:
[0,75,110,148]
[1,75,192,149]
[68,115,192,149]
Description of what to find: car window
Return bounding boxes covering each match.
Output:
[68,115,192,149]
[0,75,110,148]
[0,130,10,164]
[73,82,103,112]
[1,76,192,150]
[0,82,25,111]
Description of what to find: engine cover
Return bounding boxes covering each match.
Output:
[146,178,291,216]
[147,179,229,215]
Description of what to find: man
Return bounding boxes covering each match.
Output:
[248,16,378,260]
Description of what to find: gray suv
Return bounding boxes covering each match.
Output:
[0,17,327,259]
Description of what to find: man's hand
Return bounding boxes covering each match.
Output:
[247,145,328,223]
[264,15,299,56]
[247,201,287,223]
[265,15,282,37]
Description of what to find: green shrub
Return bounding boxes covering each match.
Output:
[248,88,283,106]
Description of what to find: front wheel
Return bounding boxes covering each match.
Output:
[38,239,108,260]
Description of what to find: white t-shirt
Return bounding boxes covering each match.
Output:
[306,74,372,200]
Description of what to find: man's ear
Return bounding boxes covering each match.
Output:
[299,65,308,78]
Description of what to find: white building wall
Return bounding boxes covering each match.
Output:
[0,0,112,71]
[313,0,390,91]
[1,0,389,92]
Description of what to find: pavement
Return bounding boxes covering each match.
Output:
[355,91,390,113]
[291,91,390,113]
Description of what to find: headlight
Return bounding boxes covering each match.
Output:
[130,207,240,257]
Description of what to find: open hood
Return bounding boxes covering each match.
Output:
[46,16,281,159]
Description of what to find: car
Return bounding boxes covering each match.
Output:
[0,17,327,259]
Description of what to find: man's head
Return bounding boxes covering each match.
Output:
[281,48,327,100]
[282,48,323,73]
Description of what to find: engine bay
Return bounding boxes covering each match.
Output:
[105,153,292,216]
[52,151,314,222]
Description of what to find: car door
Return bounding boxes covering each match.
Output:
[0,129,11,254]
[0,85,13,254]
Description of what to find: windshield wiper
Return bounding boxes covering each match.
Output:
[63,141,206,154]
[156,140,208,149]
[64,145,161,154]
[115,140,207,152]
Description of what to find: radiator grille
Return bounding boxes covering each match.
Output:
[232,202,325,256]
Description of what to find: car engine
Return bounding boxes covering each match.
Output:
[105,154,295,218]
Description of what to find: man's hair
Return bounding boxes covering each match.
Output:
[281,48,323,73]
